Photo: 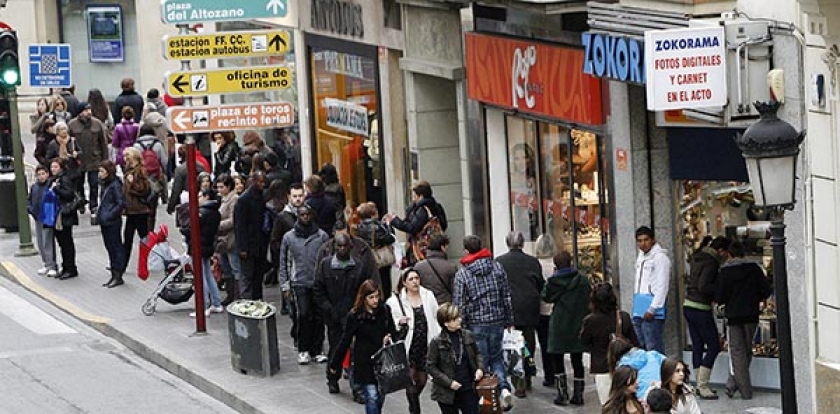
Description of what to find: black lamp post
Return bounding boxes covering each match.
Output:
[735,100,805,414]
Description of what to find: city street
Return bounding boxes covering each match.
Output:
[0,207,782,413]
[0,275,235,413]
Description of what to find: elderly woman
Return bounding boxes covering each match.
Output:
[122,147,152,266]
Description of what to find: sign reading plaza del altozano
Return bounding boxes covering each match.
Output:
[163,30,289,60]
[160,0,288,24]
[166,66,292,97]
[644,26,727,111]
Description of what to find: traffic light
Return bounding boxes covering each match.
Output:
[0,30,19,88]
[0,95,12,172]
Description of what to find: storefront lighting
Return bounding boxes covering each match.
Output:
[734,99,805,414]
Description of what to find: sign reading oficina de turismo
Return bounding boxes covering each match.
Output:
[165,66,293,97]
[160,0,287,24]
[644,26,727,111]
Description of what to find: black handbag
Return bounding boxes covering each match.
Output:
[60,192,86,215]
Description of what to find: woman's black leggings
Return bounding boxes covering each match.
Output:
[552,352,584,379]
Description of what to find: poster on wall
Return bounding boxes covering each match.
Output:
[86,5,124,62]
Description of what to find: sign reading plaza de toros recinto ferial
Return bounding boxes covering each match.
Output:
[166,66,293,97]
[644,26,727,111]
[311,0,364,38]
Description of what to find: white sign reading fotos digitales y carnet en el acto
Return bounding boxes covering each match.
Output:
[645,26,727,111]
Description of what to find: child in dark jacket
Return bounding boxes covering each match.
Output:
[427,303,485,414]
[28,165,57,277]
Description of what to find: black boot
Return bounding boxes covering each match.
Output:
[570,378,585,406]
[107,270,124,288]
[553,373,569,406]
[102,272,115,287]
[406,390,421,414]
[221,279,238,306]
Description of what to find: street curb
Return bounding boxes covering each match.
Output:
[0,260,263,414]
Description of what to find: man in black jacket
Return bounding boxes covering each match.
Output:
[715,241,772,400]
[313,233,374,394]
[235,173,268,300]
[496,231,544,397]
[112,78,145,123]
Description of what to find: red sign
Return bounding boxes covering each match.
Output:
[465,32,604,125]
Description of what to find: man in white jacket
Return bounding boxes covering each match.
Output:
[632,226,671,353]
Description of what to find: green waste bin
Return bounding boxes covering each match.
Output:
[0,173,18,232]
[227,300,279,376]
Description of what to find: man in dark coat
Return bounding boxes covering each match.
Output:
[315,221,379,290]
[68,102,108,213]
[414,234,457,304]
[234,172,269,300]
[313,233,375,393]
[59,86,81,117]
[304,174,338,235]
[496,231,544,397]
[112,78,145,123]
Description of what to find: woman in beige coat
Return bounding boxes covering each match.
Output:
[214,173,240,305]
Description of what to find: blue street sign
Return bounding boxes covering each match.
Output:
[28,44,72,88]
[161,0,288,24]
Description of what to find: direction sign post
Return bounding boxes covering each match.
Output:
[163,30,289,60]
[167,102,295,134]
[166,66,293,96]
[161,0,288,24]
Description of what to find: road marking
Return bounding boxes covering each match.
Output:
[0,346,75,359]
[0,261,111,325]
[0,285,76,335]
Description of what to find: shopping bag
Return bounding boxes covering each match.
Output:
[632,293,666,319]
[502,329,525,379]
[477,374,503,414]
[372,341,411,395]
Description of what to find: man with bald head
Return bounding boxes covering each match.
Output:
[313,232,377,393]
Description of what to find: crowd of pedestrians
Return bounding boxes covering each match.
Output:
[25,84,774,414]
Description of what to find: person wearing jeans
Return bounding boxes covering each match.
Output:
[632,226,671,354]
[186,189,223,318]
[453,235,515,409]
[28,165,58,277]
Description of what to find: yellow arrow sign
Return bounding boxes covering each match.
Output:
[165,66,293,97]
[163,30,290,60]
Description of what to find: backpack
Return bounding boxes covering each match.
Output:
[410,205,445,262]
[139,140,163,179]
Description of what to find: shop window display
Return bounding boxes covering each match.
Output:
[678,180,778,358]
[505,116,609,281]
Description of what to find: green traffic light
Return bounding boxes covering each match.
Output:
[1,69,18,86]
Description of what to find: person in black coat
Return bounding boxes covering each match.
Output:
[234,173,269,300]
[50,158,80,280]
[354,201,395,294]
[212,130,240,177]
[384,180,447,264]
[183,189,224,316]
[97,160,127,288]
[328,280,403,414]
[111,78,145,123]
[496,231,544,396]
[426,303,484,414]
[304,174,338,235]
[715,241,772,400]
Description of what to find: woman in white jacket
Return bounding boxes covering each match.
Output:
[386,268,441,414]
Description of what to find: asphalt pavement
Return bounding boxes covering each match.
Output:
[0,202,783,413]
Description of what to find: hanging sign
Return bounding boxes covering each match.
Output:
[163,30,289,60]
[167,102,294,133]
[165,66,293,96]
[645,26,727,111]
[86,6,124,62]
[324,98,369,136]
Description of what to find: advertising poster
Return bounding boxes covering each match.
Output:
[86,6,124,62]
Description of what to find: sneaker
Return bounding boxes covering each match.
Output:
[501,389,513,410]
[297,352,311,365]
[46,269,58,277]
[209,305,225,314]
[314,354,328,364]
[37,267,48,275]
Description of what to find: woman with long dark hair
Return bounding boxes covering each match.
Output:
[601,366,644,414]
[581,283,639,404]
[658,358,701,414]
[87,88,114,129]
[97,160,127,287]
[328,280,402,414]
[50,157,79,280]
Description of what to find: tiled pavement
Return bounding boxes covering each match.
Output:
[0,205,782,413]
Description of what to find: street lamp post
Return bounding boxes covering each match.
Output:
[735,100,805,414]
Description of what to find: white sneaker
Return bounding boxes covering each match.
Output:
[501,389,513,410]
[46,269,58,277]
[37,267,48,275]
[209,305,225,314]
[297,352,311,365]
[314,354,328,364]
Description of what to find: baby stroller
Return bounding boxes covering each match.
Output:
[139,225,195,316]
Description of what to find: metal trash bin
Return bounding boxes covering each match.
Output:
[227,300,279,376]
[0,172,18,232]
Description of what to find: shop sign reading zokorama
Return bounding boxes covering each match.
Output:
[165,66,293,97]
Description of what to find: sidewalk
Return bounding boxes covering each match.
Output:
[0,207,782,413]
